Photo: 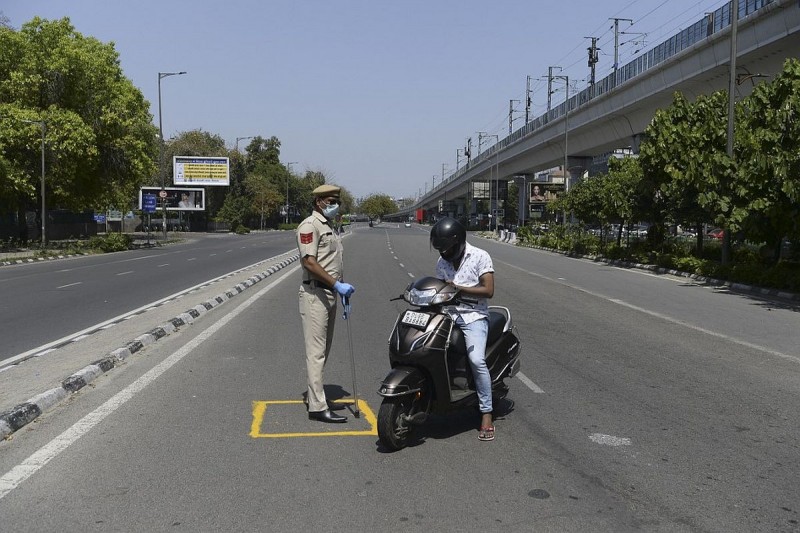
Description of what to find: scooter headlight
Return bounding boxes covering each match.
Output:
[405,286,456,306]
[406,287,437,306]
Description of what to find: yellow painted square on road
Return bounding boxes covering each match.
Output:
[250,399,378,438]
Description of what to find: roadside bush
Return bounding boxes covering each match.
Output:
[88,233,133,253]
[515,226,534,245]
[234,225,251,234]
[511,225,800,294]
[729,262,764,286]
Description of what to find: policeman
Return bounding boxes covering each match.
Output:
[297,184,356,423]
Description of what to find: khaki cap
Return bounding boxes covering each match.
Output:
[312,184,341,198]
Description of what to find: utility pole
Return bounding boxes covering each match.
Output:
[723,0,739,265]
[586,36,600,88]
[553,74,570,223]
[611,18,633,85]
[545,66,563,117]
[508,99,520,134]
[547,66,555,112]
[477,131,488,156]
[285,161,298,224]
[525,75,533,123]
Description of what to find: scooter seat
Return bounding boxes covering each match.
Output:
[487,311,506,346]
[448,311,506,354]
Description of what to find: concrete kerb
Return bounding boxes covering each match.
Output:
[0,253,300,441]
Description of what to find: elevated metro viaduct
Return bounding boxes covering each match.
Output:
[393,0,800,227]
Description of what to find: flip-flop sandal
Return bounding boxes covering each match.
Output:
[478,425,495,441]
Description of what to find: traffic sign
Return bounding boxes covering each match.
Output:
[143,194,157,213]
[159,190,168,198]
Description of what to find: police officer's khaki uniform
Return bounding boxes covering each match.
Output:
[297,210,343,412]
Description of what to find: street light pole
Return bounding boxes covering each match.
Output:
[486,134,499,232]
[553,71,570,224]
[723,0,739,265]
[158,70,187,239]
[286,162,298,224]
[235,136,254,152]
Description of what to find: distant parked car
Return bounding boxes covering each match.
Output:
[404,222,411,228]
[706,228,725,240]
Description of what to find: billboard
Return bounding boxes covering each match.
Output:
[529,182,564,203]
[173,156,230,186]
[138,187,206,211]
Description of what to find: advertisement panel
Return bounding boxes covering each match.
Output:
[529,182,565,203]
[173,156,230,186]
[138,187,206,211]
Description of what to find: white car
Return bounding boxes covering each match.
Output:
[404,222,412,228]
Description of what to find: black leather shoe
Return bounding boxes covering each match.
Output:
[308,409,347,423]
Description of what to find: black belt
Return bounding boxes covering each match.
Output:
[302,279,333,292]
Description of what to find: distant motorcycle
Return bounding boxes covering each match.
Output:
[377,276,521,451]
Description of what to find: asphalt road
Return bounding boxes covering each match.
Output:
[0,231,297,361]
[0,223,798,532]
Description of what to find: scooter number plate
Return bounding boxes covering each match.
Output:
[402,310,430,328]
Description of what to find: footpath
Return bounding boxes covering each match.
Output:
[0,246,300,440]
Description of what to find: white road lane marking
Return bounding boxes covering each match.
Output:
[501,260,800,365]
[516,371,545,393]
[589,433,631,446]
[0,266,300,501]
[3,254,294,369]
[116,271,133,276]
[56,282,82,289]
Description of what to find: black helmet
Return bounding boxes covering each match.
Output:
[430,217,466,262]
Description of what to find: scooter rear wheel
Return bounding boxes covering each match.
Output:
[377,397,414,451]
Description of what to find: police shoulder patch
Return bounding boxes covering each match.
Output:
[300,232,313,244]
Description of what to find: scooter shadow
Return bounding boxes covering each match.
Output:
[375,396,515,453]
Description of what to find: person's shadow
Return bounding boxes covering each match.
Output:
[300,384,357,414]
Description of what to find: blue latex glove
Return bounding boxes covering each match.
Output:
[333,281,355,297]
[342,295,352,319]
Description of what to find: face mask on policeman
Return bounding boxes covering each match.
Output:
[319,198,340,220]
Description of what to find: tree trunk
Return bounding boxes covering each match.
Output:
[16,207,28,245]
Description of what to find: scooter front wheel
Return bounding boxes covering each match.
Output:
[377,397,414,451]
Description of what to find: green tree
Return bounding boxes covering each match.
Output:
[737,58,800,262]
[0,17,156,238]
[640,93,724,252]
[359,194,398,220]
[163,129,228,215]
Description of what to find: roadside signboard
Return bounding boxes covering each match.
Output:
[530,182,564,203]
[139,187,205,211]
[173,156,230,186]
[142,193,157,213]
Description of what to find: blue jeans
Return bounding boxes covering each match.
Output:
[455,317,492,413]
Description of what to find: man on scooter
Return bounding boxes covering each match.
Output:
[430,217,496,441]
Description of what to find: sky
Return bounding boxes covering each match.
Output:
[4,0,729,200]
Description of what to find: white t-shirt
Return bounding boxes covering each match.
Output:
[435,242,494,324]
